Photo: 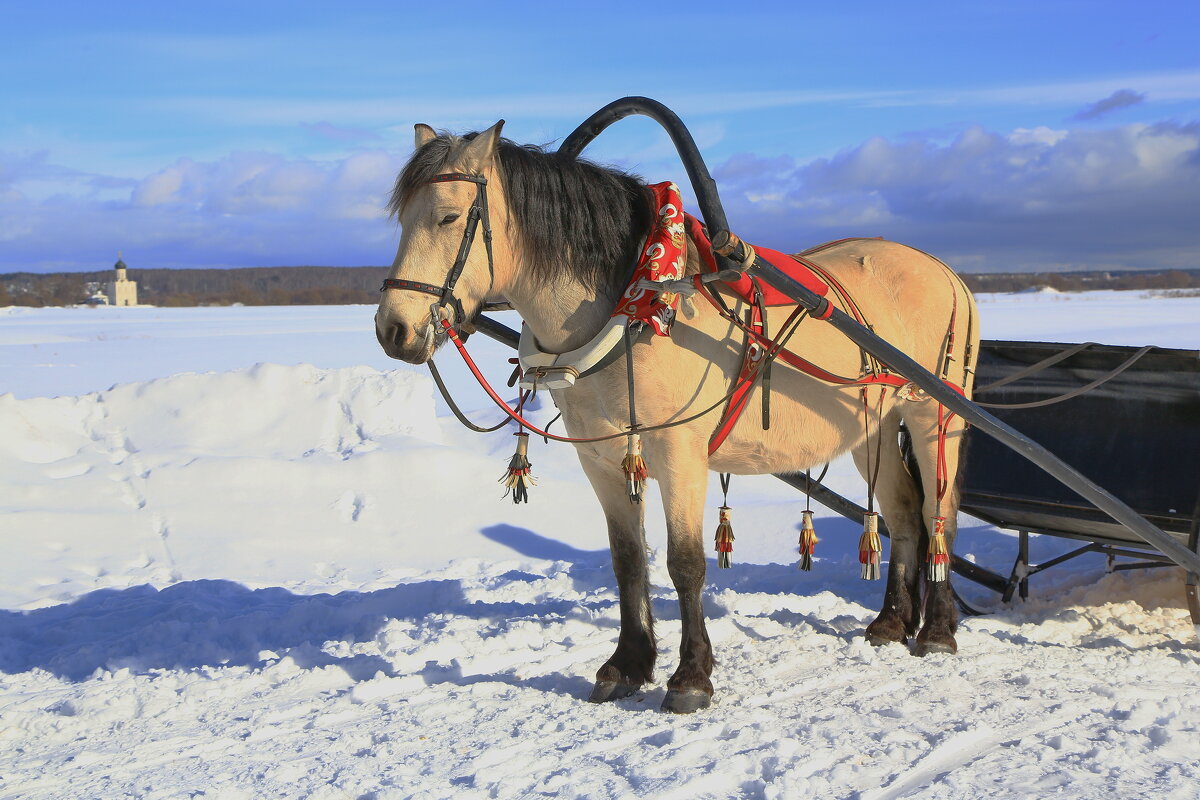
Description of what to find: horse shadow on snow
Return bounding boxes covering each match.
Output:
[1,519,940,688]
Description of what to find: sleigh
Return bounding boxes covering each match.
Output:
[959,340,1200,607]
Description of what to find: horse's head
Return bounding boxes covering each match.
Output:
[376,120,507,363]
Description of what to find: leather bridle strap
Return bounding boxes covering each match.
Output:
[380,172,494,324]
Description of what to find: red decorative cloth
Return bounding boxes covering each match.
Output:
[613,182,835,336]
[612,182,687,336]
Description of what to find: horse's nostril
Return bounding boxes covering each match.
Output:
[390,322,408,348]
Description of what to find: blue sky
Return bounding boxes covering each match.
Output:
[2,0,1198,273]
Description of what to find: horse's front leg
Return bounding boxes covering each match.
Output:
[577,452,657,703]
[651,434,714,713]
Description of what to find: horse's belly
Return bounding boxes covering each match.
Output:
[706,379,869,475]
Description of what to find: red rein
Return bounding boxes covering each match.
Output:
[439,319,594,443]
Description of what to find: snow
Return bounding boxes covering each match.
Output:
[1,291,1198,799]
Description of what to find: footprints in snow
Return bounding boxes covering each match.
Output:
[84,400,181,583]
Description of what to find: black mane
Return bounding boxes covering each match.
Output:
[389,133,653,299]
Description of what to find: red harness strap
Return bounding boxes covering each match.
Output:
[698,277,914,455]
[693,261,964,455]
[708,295,768,454]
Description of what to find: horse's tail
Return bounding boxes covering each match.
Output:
[898,422,931,558]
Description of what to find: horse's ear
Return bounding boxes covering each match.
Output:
[414,123,437,149]
[461,120,505,170]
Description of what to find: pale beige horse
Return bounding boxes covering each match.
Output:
[376,122,979,713]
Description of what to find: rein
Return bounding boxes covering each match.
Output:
[434,315,806,444]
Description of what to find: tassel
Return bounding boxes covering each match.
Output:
[714,505,735,568]
[859,511,882,580]
[499,431,535,503]
[798,509,819,571]
[928,516,950,582]
[620,433,648,504]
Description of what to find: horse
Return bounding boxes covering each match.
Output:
[375,121,979,713]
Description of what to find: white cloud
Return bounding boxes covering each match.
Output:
[125,151,404,219]
[715,121,1200,271]
[1008,127,1068,147]
[4,119,1200,274]
[1,148,410,271]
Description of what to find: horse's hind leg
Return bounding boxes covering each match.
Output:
[577,455,656,703]
[855,411,924,646]
[903,403,968,656]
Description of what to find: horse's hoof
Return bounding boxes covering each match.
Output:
[865,615,913,648]
[660,688,712,714]
[588,681,639,703]
[866,632,908,648]
[913,633,958,657]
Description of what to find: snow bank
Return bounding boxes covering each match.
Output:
[2,362,438,461]
[0,364,444,610]
[100,362,442,458]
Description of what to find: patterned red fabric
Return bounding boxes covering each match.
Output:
[612,182,687,336]
[612,183,833,334]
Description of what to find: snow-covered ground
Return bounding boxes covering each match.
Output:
[1,290,1198,799]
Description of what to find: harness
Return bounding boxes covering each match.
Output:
[677,216,915,453]
[380,172,494,326]
[382,175,925,449]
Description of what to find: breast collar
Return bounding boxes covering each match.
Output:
[517,317,642,391]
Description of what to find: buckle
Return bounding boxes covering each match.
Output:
[519,365,580,391]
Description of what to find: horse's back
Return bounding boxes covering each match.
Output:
[796,237,978,377]
[799,237,953,291]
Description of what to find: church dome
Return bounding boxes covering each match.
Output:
[114,257,127,270]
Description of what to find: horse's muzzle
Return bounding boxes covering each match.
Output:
[375,316,434,363]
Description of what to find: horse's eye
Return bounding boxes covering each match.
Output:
[439,213,460,226]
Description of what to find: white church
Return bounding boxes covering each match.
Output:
[106,254,138,306]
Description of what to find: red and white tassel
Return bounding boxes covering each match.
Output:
[714,505,735,569]
[859,511,882,580]
[928,516,950,582]
[499,431,535,504]
[798,509,818,571]
[621,433,648,504]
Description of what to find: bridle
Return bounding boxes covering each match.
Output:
[379,172,494,327]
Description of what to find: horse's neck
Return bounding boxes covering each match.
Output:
[505,272,618,354]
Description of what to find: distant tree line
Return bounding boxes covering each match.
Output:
[959,269,1200,294]
[2,265,1199,308]
[0,266,390,307]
